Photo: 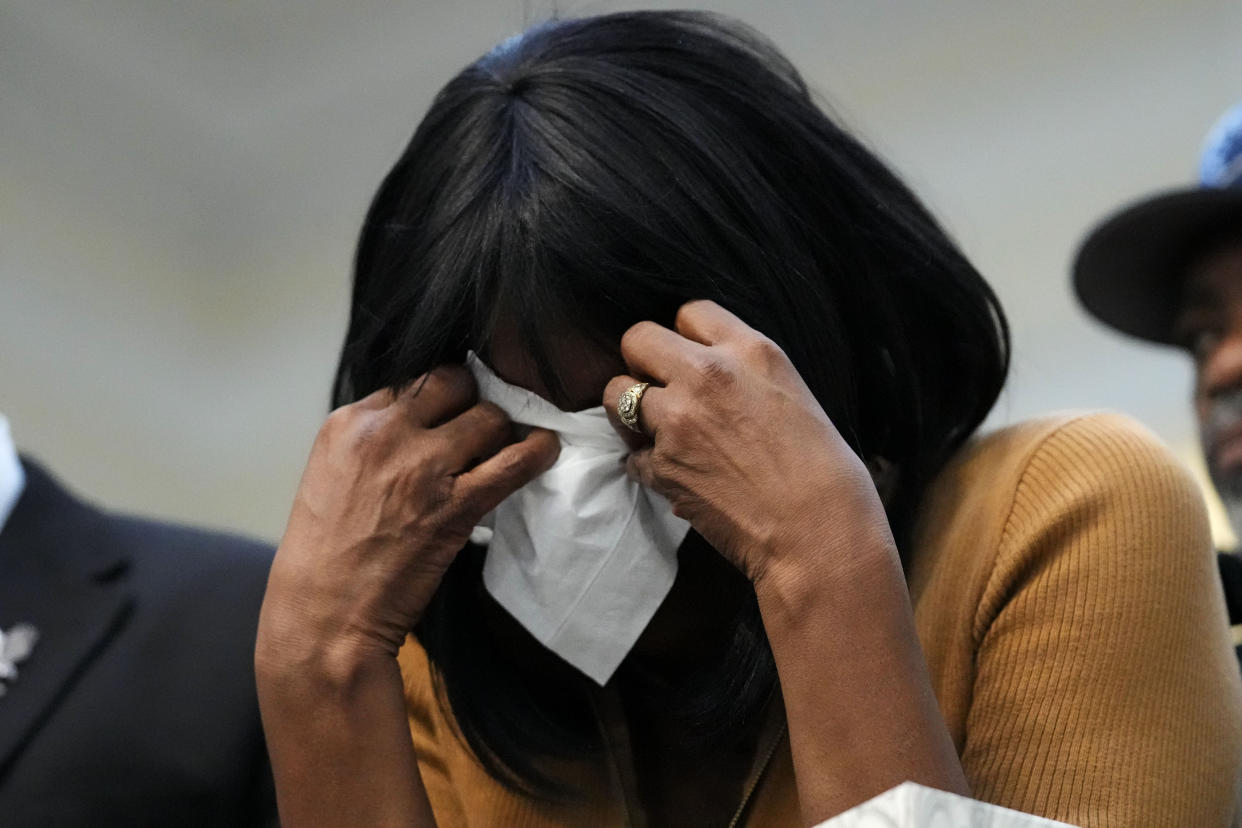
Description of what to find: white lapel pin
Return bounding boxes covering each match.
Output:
[0,623,39,697]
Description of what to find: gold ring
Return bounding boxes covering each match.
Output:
[617,382,650,433]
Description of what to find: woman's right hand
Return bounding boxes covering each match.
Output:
[256,364,556,827]
[256,364,559,671]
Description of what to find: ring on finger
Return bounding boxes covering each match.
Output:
[617,382,650,433]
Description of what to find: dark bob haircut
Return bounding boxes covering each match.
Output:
[333,10,1009,798]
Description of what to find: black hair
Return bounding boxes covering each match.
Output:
[333,10,1009,798]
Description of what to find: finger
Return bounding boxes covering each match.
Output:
[625,448,661,492]
[392,364,478,428]
[673,299,752,346]
[602,374,669,439]
[453,428,560,518]
[431,401,515,473]
[619,320,711,384]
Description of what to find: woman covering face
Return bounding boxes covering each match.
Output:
[255,11,1242,827]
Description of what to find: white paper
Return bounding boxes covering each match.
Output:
[813,782,1078,828]
[466,353,691,684]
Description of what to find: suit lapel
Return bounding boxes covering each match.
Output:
[0,460,135,778]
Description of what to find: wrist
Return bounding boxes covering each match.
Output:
[745,459,895,577]
[256,549,419,671]
[255,598,397,695]
[752,520,903,632]
[255,637,402,726]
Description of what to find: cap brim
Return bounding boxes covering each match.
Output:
[1072,188,1242,345]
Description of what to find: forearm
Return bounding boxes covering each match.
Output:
[255,636,436,828]
[755,529,968,825]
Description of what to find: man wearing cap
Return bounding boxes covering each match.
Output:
[1074,102,1242,660]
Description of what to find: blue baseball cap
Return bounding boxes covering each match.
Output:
[1073,102,1242,345]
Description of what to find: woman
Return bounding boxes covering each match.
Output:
[255,11,1242,826]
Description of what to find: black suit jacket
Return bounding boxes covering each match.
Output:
[0,460,277,826]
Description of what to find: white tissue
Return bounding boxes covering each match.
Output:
[466,353,691,684]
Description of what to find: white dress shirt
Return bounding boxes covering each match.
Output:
[0,414,26,535]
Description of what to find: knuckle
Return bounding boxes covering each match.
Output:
[660,400,690,434]
[413,433,453,473]
[674,301,703,332]
[741,334,786,367]
[422,364,475,402]
[496,454,529,481]
[320,403,374,447]
[473,401,510,432]
[530,428,560,456]
[620,321,656,357]
[422,479,458,524]
[691,353,735,388]
[414,466,453,505]
[432,474,457,507]
[321,404,354,436]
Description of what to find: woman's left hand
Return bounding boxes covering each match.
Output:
[603,300,893,586]
[606,301,970,820]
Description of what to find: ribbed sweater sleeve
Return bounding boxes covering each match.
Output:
[959,414,1242,826]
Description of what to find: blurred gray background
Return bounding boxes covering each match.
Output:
[4,0,1241,543]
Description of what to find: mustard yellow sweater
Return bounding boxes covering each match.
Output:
[399,413,1242,825]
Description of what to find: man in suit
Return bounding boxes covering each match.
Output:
[1073,101,1242,659]
[0,413,277,825]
